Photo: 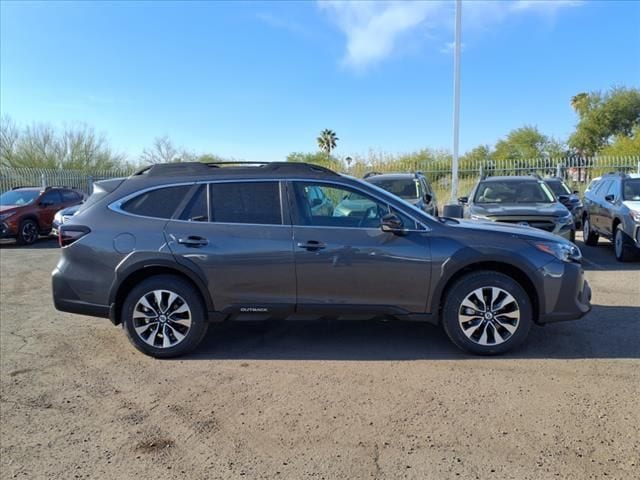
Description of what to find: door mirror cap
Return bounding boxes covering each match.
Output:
[604,194,615,202]
[457,196,468,205]
[39,201,53,207]
[424,193,432,203]
[380,213,407,235]
[558,194,570,203]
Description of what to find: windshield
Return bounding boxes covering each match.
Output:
[623,179,640,201]
[545,180,571,196]
[367,178,422,200]
[474,181,555,204]
[0,190,40,206]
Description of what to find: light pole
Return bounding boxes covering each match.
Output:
[450,0,462,203]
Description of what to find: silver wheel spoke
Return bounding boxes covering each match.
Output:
[138,296,158,316]
[142,323,160,346]
[166,292,179,312]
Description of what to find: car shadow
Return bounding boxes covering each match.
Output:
[0,237,59,249]
[183,304,639,361]
[574,234,640,271]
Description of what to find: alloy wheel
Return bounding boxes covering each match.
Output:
[21,221,38,244]
[583,219,590,240]
[458,287,520,346]
[615,229,624,258]
[132,290,192,349]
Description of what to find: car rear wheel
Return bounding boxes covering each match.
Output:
[122,275,209,358]
[442,271,533,355]
[16,219,39,245]
[614,226,636,262]
[582,216,599,246]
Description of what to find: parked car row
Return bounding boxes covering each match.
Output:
[0,186,84,244]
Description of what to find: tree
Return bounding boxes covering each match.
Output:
[316,129,339,156]
[0,117,124,169]
[140,135,182,164]
[569,87,640,156]
[493,126,552,162]
[599,126,640,157]
[287,151,342,171]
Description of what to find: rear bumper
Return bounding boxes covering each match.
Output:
[52,267,110,319]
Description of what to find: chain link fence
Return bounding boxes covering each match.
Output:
[0,167,135,195]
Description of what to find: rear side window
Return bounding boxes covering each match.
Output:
[210,182,282,225]
[122,185,191,219]
[62,190,82,202]
[41,190,63,205]
[180,185,208,222]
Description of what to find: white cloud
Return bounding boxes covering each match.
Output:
[318,0,582,70]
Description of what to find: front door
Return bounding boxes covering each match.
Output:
[165,181,296,316]
[288,181,432,314]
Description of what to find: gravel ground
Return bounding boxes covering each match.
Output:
[1,234,639,480]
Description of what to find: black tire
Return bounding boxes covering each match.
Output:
[122,275,209,358]
[16,218,39,245]
[582,216,599,246]
[442,271,533,355]
[570,229,576,243]
[614,226,636,262]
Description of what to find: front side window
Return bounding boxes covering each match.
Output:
[122,185,192,219]
[606,180,620,199]
[293,182,417,229]
[474,181,554,204]
[545,180,571,197]
[209,182,282,225]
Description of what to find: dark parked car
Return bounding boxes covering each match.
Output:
[543,177,583,228]
[459,176,576,242]
[53,162,591,358]
[582,172,640,262]
[0,186,84,244]
[363,172,438,216]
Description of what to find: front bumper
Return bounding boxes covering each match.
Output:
[537,260,592,323]
[0,222,16,239]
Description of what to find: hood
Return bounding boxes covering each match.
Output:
[471,203,568,217]
[452,219,571,244]
[623,200,640,211]
[0,205,20,213]
[60,204,81,215]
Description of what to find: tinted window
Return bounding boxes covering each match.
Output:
[293,182,417,229]
[594,180,610,196]
[40,190,63,204]
[623,179,640,201]
[367,177,422,200]
[122,185,191,219]
[0,190,40,206]
[62,190,82,203]
[606,180,619,199]
[180,185,208,222]
[545,180,571,196]
[210,182,281,225]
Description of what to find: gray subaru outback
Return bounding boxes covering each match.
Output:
[52,162,591,358]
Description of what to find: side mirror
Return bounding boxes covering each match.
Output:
[311,198,322,207]
[424,193,432,203]
[39,201,53,207]
[457,196,468,205]
[558,194,570,203]
[572,190,579,195]
[604,194,615,203]
[380,213,407,235]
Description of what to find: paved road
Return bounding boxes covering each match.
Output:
[1,234,638,479]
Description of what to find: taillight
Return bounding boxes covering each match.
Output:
[59,225,91,247]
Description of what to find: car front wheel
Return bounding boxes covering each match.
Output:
[582,216,599,246]
[442,271,533,355]
[16,219,39,245]
[122,275,209,358]
[614,226,636,262]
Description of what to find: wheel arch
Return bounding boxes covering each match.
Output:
[434,261,541,325]
[109,262,213,325]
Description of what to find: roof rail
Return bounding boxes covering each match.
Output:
[133,161,339,177]
[11,185,41,190]
[363,171,383,179]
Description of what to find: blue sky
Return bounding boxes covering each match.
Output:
[1,0,639,163]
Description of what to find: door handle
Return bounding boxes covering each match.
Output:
[177,236,208,247]
[297,240,326,251]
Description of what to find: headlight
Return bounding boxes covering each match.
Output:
[0,212,16,221]
[470,214,491,221]
[531,241,582,263]
[630,210,640,223]
[558,212,574,225]
[54,211,63,223]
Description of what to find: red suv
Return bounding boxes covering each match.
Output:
[0,187,84,245]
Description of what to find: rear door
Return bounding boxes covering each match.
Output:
[288,180,432,314]
[165,181,296,316]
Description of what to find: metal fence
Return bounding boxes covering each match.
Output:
[0,167,135,195]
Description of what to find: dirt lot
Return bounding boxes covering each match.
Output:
[1,234,639,480]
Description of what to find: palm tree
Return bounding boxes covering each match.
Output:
[570,92,589,116]
[317,129,338,156]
